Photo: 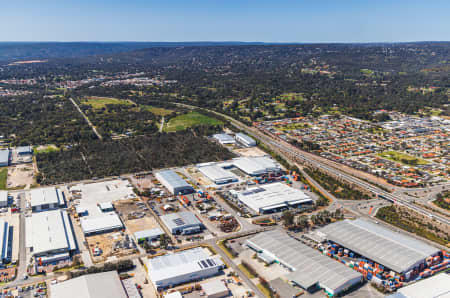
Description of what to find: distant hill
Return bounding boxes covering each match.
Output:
[0,41,267,62]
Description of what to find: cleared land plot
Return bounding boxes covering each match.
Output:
[80,96,134,109]
[378,151,429,165]
[234,147,267,157]
[142,105,173,116]
[34,144,60,154]
[7,164,35,189]
[164,112,223,132]
[85,231,138,263]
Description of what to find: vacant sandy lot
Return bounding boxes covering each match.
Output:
[7,164,35,189]
[125,216,161,235]
[234,147,267,157]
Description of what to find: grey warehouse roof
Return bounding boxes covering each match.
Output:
[235,132,256,144]
[160,211,201,231]
[318,219,440,273]
[50,271,127,298]
[247,230,361,291]
[0,149,9,164]
[213,133,235,144]
[156,170,192,189]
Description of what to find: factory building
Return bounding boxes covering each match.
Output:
[385,274,450,298]
[155,170,194,195]
[318,219,440,274]
[197,163,239,185]
[80,213,124,235]
[232,156,282,176]
[134,228,165,243]
[246,230,363,296]
[50,271,127,298]
[147,247,224,289]
[201,280,230,298]
[160,211,203,235]
[26,210,77,264]
[0,149,10,167]
[16,145,33,155]
[212,133,236,145]
[235,132,256,147]
[30,187,66,212]
[235,182,312,214]
[0,191,8,208]
[0,219,11,265]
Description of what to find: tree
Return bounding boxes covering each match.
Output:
[281,210,295,227]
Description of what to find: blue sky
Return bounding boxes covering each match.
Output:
[1,0,449,42]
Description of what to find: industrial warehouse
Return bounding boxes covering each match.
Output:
[386,273,450,298]
[0,149,10,167]
[232,156,282,176]
[0,191,8,207]
[80,213,124,235]
[147,247,224,289]
[197,163,239,185]
[155,170,194,195]
[235,132,256,147]
[235,182,312,214]
[160,211,203,235]
[26,210,77,264]
[30,187,66,212]
[0,219,11,265]
[246,230,363,296]
[212,133,235,145]
[318,219,441,274]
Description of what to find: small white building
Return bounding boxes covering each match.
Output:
[80,213,123,235]
[30,187,65,212]
[202,280,229,298]
[147,247,224,290]
[160,211,203,235]
[0,191,8,208]
[235,133,256,147]
[134,228,165,243]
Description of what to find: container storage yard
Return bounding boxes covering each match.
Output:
[315,219,449,292]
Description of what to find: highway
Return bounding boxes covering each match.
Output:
[183,104,450,226]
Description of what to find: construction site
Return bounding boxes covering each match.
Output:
[85,230,138,263]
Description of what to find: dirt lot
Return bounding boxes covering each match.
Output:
[7,164,35,189]
[126,216,162,235]
[234,147,267,157]
[130,174,159,192]
[186,167,212,187]
[85,231,138,263]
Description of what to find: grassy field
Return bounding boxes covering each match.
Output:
[142,105,173,116]
[164,112,222,132]
[35,145,60,154]
[0,168,7,190]
[80,96,134,109]
[257,283,273,298]
[378,151,429,165]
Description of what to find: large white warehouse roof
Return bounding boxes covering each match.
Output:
[386,273,450,298]
[247,230,362,295]
[233,156,281,176]
[197,164,238,184]
[318,219,440,273]
[50,271,127,298]
[212,133,235,144]
[237,182,312,213]
[30,187,64,208]
[148,247,224,288]
[28,210,76,256]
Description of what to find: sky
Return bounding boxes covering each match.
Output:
[1,0,449,43]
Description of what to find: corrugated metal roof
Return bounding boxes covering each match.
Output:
[235,132,256,145]
[155,170,192,190]
[233,156,281,175]
[51,271,127,298]
[246,230,362,291]
[213,133,235,144]
[134,228,164,240]
[30,210,76,255]
[80,213,123,234]
[30,187,61,207]
[0,191,7,204]
[237,182,311,213]
[160,211,201,231]
[197,164,238,183]
[318,219,440,273]
[393,274,450,298]
[0,149,9,165]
